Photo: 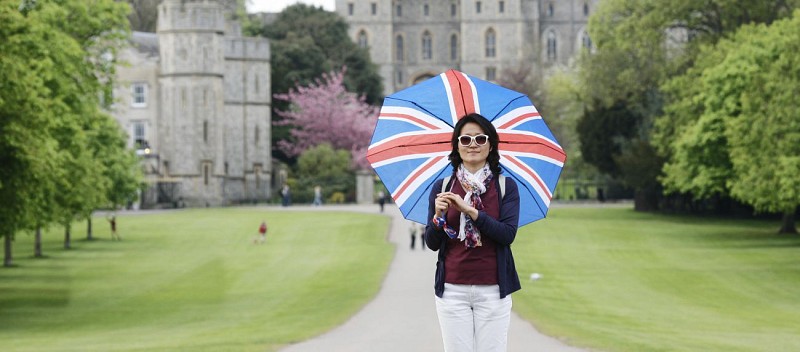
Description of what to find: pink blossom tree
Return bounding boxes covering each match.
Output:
[274,68,378,170]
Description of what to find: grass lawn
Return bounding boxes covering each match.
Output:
[512,207,800,352]
[1,207,392,352]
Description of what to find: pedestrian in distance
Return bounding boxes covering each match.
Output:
[281,184,291,207]
[107,214,121,241]
[377,190,386,212]
[425,113,521,352]
[253,220,268,244]
[409,221,418,250]
[313,185,323,206]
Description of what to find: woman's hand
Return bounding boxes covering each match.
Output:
[437,192,479,220]
[434,194,450,218]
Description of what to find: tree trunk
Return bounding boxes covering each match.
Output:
[633,188,659,212]
[778,207,798,234]
[87,218,93,241]
[4,235,12,267]
[34,226,42,258]
[64,225,71,249]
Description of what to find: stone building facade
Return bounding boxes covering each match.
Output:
[335,0,597,94]
[113,0,272,207]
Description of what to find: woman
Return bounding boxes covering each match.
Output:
[425,113,521,352]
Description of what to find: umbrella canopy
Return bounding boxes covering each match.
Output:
[367,69,566,226]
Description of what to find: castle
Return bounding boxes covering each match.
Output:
[111,0,595,207]
[335,0,596,94]
[112,0,272,207]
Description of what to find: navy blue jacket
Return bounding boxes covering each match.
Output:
[424,175,521,298]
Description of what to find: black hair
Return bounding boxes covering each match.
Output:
[448,113,502,175]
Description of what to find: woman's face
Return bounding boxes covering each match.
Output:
[457,122,491,171]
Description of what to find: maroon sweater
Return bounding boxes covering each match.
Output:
[443,178,500,285]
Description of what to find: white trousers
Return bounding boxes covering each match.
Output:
[435,283,512,352]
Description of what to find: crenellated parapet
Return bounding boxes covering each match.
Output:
[157,0,225,34]
[225,37,270,62]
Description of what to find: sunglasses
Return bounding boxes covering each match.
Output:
[458,134,489,147]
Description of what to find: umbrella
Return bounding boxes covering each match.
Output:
[366,69,566,227]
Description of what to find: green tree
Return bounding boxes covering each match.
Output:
[0,0,135,265]
[658,13,800,233]
[579,0,800,210]
[294,144,355,203]
[247,4,383,163]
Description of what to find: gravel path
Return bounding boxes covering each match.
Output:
[278,204,589,352]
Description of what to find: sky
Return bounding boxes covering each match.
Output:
[246,0,335,13]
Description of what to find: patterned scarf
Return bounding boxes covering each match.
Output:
[455,163,493,248]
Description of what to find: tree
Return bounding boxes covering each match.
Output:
[294,144,355,203]
[0,0,134,265]
[247,4,383,163]
[579,0,800,210]
[274,69,378,170]
[658,12,800,233]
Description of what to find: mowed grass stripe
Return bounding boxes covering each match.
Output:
[512,207,800,352]
[1,208,393,352]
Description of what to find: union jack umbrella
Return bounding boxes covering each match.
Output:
[366,69,566,226]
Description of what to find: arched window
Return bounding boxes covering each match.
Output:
[424,4,429,16]
[547,2,554,17]
[485,28,496,58]
[357,30,368,49]
[396,35,404,62]
[450,34,459,61]
[584,2,590,16]
[422,31,432,60]
[546,30,557,61]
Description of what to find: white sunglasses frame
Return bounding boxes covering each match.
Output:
[457,134,490,147]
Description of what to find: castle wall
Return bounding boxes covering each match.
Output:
[336,0,596,93]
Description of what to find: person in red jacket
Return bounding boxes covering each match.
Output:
[253,220,268,244]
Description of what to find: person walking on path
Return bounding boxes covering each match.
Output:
[377,190,386,212]
[281,184,292,207]
[254,220,268,244]
[425,113,521,352]
[409,221,418,250]
[313,185,323,206]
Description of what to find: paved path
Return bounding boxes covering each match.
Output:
[279,204,589,352]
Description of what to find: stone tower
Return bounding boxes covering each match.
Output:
[157,0,227,206]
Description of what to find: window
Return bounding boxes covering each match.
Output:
[450,34,459,60]
[547,30,557,61]
[133,121,146,149]
[584,2,589,16]
[203,120,208,143]
[255,126,260,144]
[396,4,402,16]
[485,28,496,58]
[396,35,404,62]
[395,70,404,85]
[451,3,457,17]
[371,2,377,15]
[424,4,429,16]
[203,163,210,186]
[476,1,482,13]
[348,2,354,15]
[422,31,432,60]
[486,67,496,81]
[547,2,554,17]
[358,30,368,49]
[131,82,147,107]
[499,1,505,13]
